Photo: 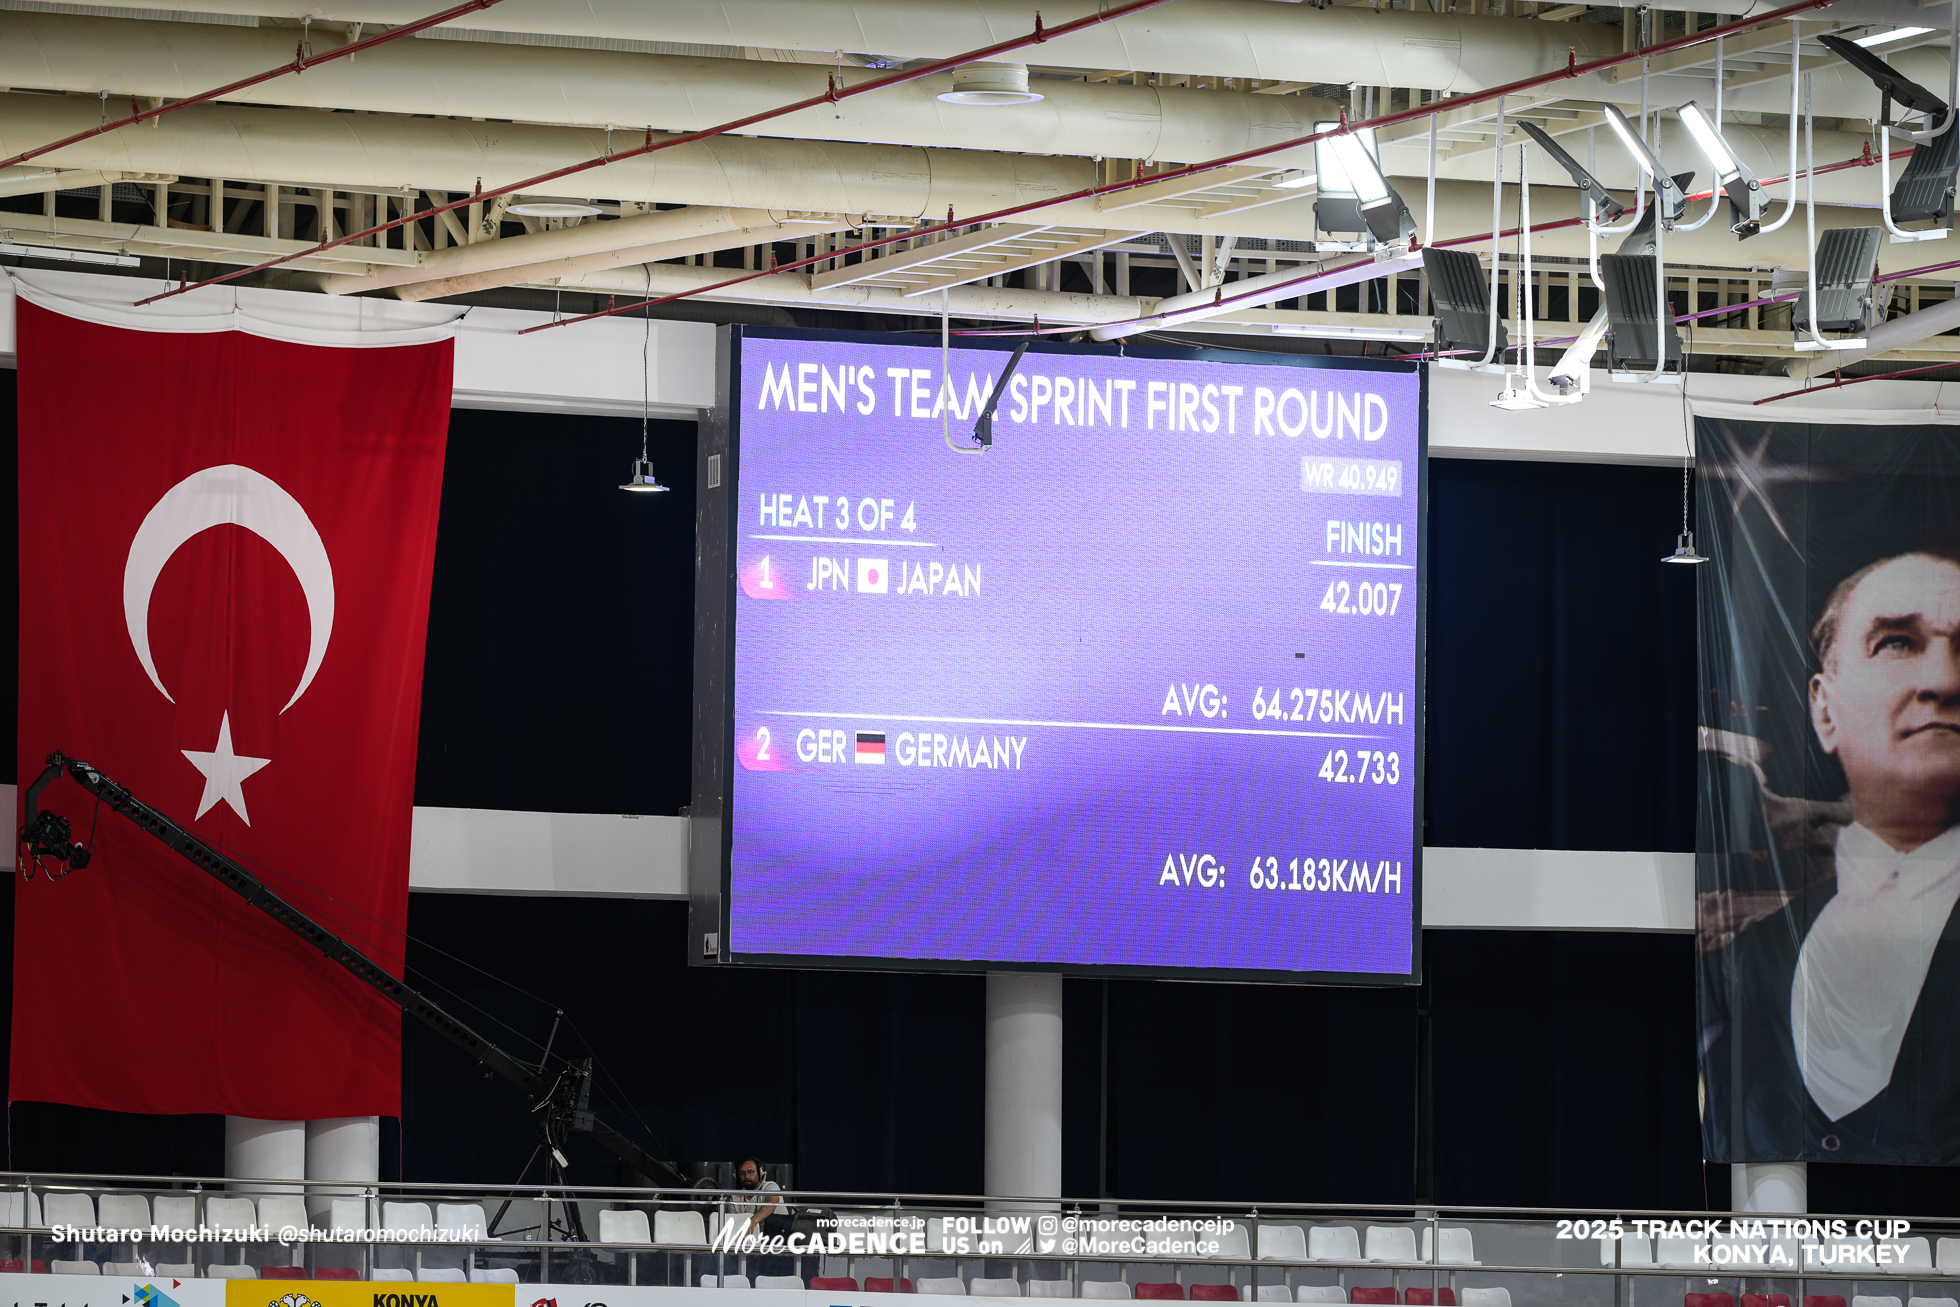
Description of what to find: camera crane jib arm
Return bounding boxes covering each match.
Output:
[17,750,685,1191]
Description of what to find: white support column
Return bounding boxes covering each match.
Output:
[226,1117,305,1191]
[306,1117,380,1220]
[984,972,1062,1203]
[1731,1162,1806,1213]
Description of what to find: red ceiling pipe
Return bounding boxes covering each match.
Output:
[133,0,1182,305]
[515,0,1845,335]
[0,0,510,171]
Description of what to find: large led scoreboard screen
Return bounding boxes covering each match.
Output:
[692,327,1424,983]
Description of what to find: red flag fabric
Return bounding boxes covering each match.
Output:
[13,295,452,1119]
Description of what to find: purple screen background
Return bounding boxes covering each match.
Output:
[726,335,1422,976]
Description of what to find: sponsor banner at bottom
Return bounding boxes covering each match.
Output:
[231,1283,513,1307]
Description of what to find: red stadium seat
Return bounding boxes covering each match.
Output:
[0,1260,46,1274]
[1136,1286,1185,1301]
[1191,1287,1239,1302]
[1741,1295,1791,1307]
[1406,1291,1457,1305]
[262,1267,308,1279]
[314,1269,359,1281]
[1803,1298,1847,1307]
[1351,1291,1398,1305]
[867,1279,914,1293]
[1685,1294,1734,1307]
[813,1278,860,1292]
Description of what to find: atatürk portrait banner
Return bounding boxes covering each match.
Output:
[1699,415,1960,1165]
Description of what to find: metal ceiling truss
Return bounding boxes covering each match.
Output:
[809,223,1148,297]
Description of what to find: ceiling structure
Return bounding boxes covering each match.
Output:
[0,0,1956,377]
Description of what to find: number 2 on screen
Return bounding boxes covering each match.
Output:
[755,727,772,761]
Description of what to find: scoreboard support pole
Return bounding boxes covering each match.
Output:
[985,972,1064,1204]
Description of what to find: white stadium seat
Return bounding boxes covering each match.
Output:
[1214,1226,1251,1261]
[1308,1228,1360,1262]
[1808,1239,1872,1272]
[1601,1236,1654,1267]
[1713,1236,1766,1271]
[329,1198,369,1235]
[1909,1298,1958,1307]
[602,1210,652,1243]
[43,1194,95,1230]
[437,1204,488,1242]
[1029,1283,1075,1299]
[103,1261,148,1276]
[1940,1241,1960,1273]
[1885,1240,1933,1274]
[755,1276,807,1291]
[372,1268,415,1282]
[98,1196,150,1230]
[972,1278,1023,1296]
[1365,1228,1416,1263]
[1462,1290,1512,1307]
[203,1198,262,1239]
[154,1196,196,1236]
[155,1264,196,1278]
[204,1264,257,1279]
[258,1197,311,1240]
[470,1268,520,1284]
[655,1210,709,1247]
[1852,1296,1903,1307]
[1658,1235,1707,1268]
[419,1268,467,1282]
[50,1260,98,1275]
[703,1274,753,1289]
[1082,1284,1133,1301]
[382,1202,435,1239]
[1259,1290,1295,1303]
[1420,1229,1477,1266]
[1298,1289,1346,1304]
[1259,1227,1308,1261]
[919,1278,968,1295]
[0,1191,44,1230]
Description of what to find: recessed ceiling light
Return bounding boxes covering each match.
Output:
[506,200,604,217]
[1854,26,1933,46]
[937,62,1045,106]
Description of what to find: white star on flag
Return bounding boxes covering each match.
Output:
[181,710,270,825]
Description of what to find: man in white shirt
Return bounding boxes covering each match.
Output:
[1705,551,1960,1163]
[733,1157,786,1239]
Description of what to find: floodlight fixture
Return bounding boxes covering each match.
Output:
[1856,26,1934,47]
[1422,246,1507,362]
[1816,34,1951,119]
[1602,104,1687,224]
[1518,121,1625,222]
[1677,101,1769,237]
[1793,225,1883,342]
[1312,122,1417,244]
[1599,253,1683,375]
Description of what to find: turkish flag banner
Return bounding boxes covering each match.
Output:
[14,297,452,1119]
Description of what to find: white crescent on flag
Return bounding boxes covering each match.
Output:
[122,463,336,714]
